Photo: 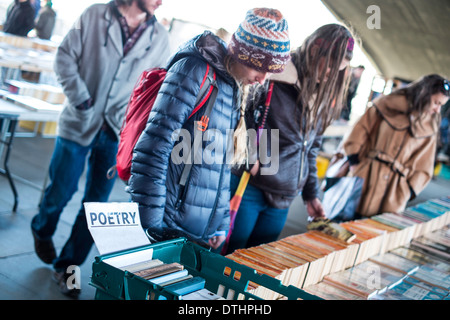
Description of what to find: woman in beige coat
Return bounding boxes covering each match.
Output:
[343,74,449,217]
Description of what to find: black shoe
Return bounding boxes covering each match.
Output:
[31,229,56,264]
[53,271,81,299]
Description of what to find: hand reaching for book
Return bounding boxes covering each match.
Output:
[306,198,326,219]
[208,235,226,249]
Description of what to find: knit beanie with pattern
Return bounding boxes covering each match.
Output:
[228,8,290,74]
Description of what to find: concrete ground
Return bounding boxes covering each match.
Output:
[0,133,449,300]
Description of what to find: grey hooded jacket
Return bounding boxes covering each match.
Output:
[54,3,170,146]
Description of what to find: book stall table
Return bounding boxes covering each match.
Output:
[85,202,321,301]
[91,237,322,300]
[225,197,450,300]
[0,111,18,211]
[0,48,64,210]
[87,197,450,300]
[0,32,58,86]
[0,96,61,212]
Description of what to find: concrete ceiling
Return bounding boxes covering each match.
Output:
[321,0,450,81]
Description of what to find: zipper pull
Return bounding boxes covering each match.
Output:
[299,140,308,182]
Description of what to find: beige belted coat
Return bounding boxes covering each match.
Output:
[343,94,438,217]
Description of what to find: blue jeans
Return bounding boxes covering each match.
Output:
[31,127,118,271]
[225,174,289,254]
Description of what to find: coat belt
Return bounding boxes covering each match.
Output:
[367,150,410,177]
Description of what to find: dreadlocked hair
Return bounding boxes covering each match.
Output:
[291,24,356,134]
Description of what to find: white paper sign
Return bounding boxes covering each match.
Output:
[84,202,151,255]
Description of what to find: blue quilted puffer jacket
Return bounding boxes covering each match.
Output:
[128,31,240,245]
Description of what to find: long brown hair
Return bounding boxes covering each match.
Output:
[392,74,449,129]
[291,24,355,134]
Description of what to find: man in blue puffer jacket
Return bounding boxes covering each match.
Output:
[128,8,291,249]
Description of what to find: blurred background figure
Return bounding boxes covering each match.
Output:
[34,0,56,40]
[340,65,365,121]
[3,0,35,36]
[343,74,450,218]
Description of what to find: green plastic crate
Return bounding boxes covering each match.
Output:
[90,238,321,300]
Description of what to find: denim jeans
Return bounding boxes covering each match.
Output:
[31,127,118,271]
[225,174,289,254]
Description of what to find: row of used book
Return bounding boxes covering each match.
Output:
[304,228,450,300]
[225,196,450,300]
[5,80,65,105]
[0,31,58,52]
[118,259,225,300]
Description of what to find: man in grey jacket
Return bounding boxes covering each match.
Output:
[30,0,170,298]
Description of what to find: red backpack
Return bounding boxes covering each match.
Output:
[116,64,217,181]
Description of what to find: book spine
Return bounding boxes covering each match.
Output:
[149,269,189,285]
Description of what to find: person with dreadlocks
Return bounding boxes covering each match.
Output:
[224,24,355,254]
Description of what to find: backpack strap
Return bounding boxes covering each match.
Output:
[178,65,218,194]
[190,64,216,117]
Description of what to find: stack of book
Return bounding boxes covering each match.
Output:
[371,212,418,243]
[226,229,359,299]
[368,252,420,274]
[317,259,406,299]
[410,228,450,260]
[0,31,58,52]
[225,197,449,300]
[389,246,450,272]
[120,259,224,300]
[302,281,365,300]
[340,219,387,265]
[225,242,311,299]
[400,198,450,236]
[306,226,450,300]
[302,230,359,274]
[371,280,448,300]
[370,252,450,300]
[6,80,65,104]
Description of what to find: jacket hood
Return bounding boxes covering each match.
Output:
[269,59,300,89]
[167,31,234,85]
[373,94,437,138]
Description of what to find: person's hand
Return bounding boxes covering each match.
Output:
[249,160,260,176]
[208,235,226,249]
[306,198,326,219]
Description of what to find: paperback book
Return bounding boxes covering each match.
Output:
[307,218,356,243]
[384,280,445,300]
[304,281,364,300]
[369,252,419,274]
